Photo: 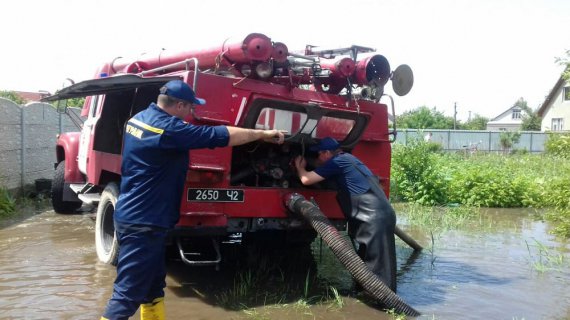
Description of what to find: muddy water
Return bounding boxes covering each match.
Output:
[0,207,569,319]
[396,207,570,320]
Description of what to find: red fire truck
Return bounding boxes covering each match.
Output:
[45,32,413,269]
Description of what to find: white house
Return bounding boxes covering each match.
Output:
[537,74,570,132]
[486,105,524,131]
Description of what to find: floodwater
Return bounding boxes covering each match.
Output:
[0,205,569,320]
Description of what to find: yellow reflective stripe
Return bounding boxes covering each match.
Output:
[128,118,164,135]
[126,124,143,139]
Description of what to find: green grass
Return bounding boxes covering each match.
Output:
[525,239,567,273]
[395,203,481,232]
[214,240,349,313]
[326,286,344,310]
[386,308,407,320]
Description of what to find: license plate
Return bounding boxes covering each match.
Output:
[187,188,244,202]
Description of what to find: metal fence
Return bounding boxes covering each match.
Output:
[394,129,548,153]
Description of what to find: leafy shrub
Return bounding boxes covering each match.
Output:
[545,209,570,238]
[545,133,570,158]
[0,188,16,217]
[499,131,521,153]
[426,141,443,153]
[0,90,26,105]
[390,149,570,237]
[444,155,545,207]
[544,176,570,237]
[391,139,447,205]
[538,174,570,235]
[546,180,570,208]
[510,148,529,155]
[396,150,570,205]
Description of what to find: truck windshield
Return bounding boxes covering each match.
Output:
[254,107,356,141]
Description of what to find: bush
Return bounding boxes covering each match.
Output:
[0,188,16,217]
[545,209,570,238]
[391,139,447,205]
[426,141,443,153]
[0,90,26,105]
[392,149,569,209]
[390,149,570,237]
[510,148,529,155]
[499,131,521,153]
[545,133,570,158]
[445,155,548,207]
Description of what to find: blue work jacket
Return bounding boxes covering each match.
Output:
[114,103,229,229]
[314,152,373,196]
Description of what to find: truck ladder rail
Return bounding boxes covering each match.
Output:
[138,58,200,93]
[176,237,221,269]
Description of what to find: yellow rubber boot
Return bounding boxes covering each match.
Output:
[141,297,165,320]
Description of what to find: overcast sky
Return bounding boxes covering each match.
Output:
[1,0,568,121]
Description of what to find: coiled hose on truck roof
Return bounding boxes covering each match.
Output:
[285,193,420,317]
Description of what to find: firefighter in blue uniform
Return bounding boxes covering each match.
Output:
[294,137,397,292]
[101,80,284,320]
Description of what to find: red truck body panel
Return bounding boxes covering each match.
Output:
[50,33,413,256]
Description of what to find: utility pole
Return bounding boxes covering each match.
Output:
[453,102,457,130]
[468,110,472,122]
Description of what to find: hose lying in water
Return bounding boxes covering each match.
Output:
[285,193,421,317]
[395,226,423,252]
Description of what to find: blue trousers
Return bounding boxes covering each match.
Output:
[103,226,167,320]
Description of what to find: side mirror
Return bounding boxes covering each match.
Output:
[54,78,76,113]
[55,98,68,114]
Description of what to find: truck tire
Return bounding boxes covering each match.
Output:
[51,161,82,214]
[95,182,120,266]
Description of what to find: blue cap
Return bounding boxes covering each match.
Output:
[160,80,206,105]
[310,137,340,151]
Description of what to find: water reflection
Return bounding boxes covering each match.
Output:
[0,206,568,319]
[0,210,114,320]
[394,205,570,319]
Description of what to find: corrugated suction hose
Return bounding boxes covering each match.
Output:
[285,193,420,317]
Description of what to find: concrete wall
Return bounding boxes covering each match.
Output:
[0,97,82,190]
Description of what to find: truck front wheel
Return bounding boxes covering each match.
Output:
[95,183,120,266]
[51,161,82,214]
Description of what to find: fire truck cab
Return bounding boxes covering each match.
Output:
[45,33,413,267]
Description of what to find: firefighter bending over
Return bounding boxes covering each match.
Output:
[101,80,284,320]
[294,137,397,292]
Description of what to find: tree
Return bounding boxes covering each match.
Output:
[521,113,542,131]
[462,114,489,130]
[512,97,541,131]
[0,90,26,105]
[66,97,85,108]
[555,49,570,81]
[396,106,455,129]
[499,131,521,154]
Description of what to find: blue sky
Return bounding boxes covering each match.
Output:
[1,0,568,121]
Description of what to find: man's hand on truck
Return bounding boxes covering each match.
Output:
[226,127,286,146]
